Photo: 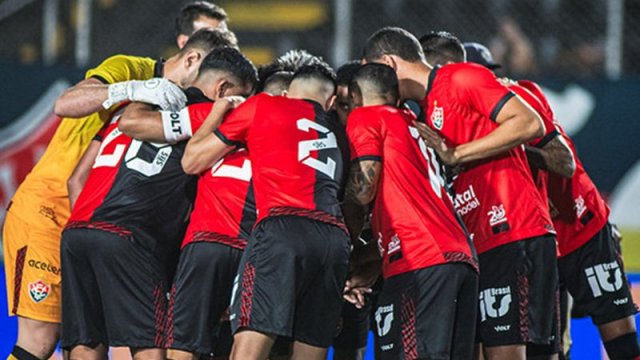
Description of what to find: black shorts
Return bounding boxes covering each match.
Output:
[165,242,243,355]
[60,228,168,349]
[477,235,559,348]
[333,301,371,350]
[375,263,478,360]
[229,215,350,348]
[558,222,638,325]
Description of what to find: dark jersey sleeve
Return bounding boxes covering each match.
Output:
[450,64,514,122]
[346,108,383,162]
[215,95,260,147]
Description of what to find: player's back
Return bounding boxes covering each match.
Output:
[348,105,474,278]
[182,148,256,249]
[10,55,156,229]
[421,63,553,254]
[244,94,345,223]
[68,88,210,252]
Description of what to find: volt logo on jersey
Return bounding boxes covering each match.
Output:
[479,286,511,322]
[28,279,51,303]
[585,261,623,298]
[375,304,394,337]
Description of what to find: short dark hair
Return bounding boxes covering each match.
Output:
[336,60,361,87]
[363,27,424,62]
[349,63,399,103]
[198,47,258,90]
[291,62,337,91]
[262,71,294,95]
[419,31,465,65]
[175,1,228,36]
[180,28,238,55]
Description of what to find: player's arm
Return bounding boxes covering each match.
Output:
[118,103,166,143]
[67,140,101,209]
[182,97,244,174]
[342,160,381,244]
[525,133,575,178]
[54,78,108,117]
[415,95,544,166]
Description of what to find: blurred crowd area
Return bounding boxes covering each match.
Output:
[1,0,640,78]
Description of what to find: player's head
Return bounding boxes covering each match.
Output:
[288,62,337,111]
[463,42,501,70]
[175,1,229,48]
[165,28,238,88]
[362,27,429,101]
[419,31,465,66]
[334,60,361,125]
[276,49,324,72]
[256,49,324,95]
[194,46,258,100]
[262,71,294,95]
[363,27,425,64]
[348,63,399,109]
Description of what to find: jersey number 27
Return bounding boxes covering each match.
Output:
[297,118,338,180]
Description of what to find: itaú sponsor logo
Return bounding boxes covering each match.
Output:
[454,185,480,216]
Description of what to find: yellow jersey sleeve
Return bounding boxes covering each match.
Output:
[85,54,157,84]
[8,54,158,230]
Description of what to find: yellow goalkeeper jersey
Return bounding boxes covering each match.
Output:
[8,54,159,231]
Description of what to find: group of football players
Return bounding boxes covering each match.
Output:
[3,1,639,360]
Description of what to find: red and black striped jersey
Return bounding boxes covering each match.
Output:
[507,82,558,212]
[421,64,554,254]
[182,148,256,250]
[215,93,347,231]
[519,80,609,256]
[66,88,212,251]
[347,105,476,279]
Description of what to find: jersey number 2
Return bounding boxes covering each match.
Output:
[297,119,338,179]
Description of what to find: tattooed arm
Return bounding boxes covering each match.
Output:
[342,160,382,245]
[525,135,575,178]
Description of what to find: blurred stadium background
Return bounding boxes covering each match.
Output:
[0,0,638,358]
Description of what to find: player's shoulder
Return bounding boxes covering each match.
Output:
[85,54,156,83]
[443,62,497,87]
[517,80,545,98]
[348,105,401,126]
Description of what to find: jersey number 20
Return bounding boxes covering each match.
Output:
[94,128,172,177]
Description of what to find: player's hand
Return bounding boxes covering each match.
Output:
[413,121,458,166]
[213,96,245,113]
[126,78,187,111]
[343,286,372,309]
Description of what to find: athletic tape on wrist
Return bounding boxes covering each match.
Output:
[103,82,129,109]
[161,108,192,144]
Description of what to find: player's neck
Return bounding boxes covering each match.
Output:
[363,96,395,107]
[287,90,328,110]
[402,61,431,101]
[191,77,217,100]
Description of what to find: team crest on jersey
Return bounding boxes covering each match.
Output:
[28,280,50,303]
[431,101,444,130]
